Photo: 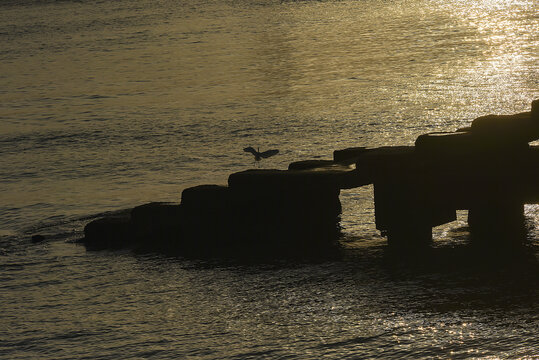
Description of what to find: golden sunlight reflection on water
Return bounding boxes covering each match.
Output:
[0,0,537,236]
[0,6,537,359]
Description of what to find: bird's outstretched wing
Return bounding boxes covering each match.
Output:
[259,149,279,158]
[243,147,257,155]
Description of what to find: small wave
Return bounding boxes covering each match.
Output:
[0,229,17,237]
[227,348,279,359]
[85,94,115,99]
[316,331,394,349]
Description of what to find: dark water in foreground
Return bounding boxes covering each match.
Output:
[2,235,538,359]
[1,0,538,358]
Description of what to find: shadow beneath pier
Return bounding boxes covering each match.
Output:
[378,222,538,282]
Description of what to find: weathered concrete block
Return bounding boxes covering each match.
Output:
[181,184,230,208]
[333,147,368,164]
[355,146,417,182]
[130,202,183,252]
[229,169,337,190]
[31,234,45,243]
[180,185,233,256]
[470,110,539,145]
[415,131,479,156]
[288,160,335,170]
[287,160,369,189]
[520,146,539,203]
[532,99,539,116]
[354,147,457,246]
[373,180,456,232]
[83,215,133,250]
[227,170,342,257]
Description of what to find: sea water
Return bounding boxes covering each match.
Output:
[0,0,538,358]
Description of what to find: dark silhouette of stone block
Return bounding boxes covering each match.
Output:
[181,184,230,208]
[228,170,342,257]
[354,146,417,182]
[31,234,45,243]
[333,147,368,164]
[470,101,539,145]
[415,131,480,156]
[179,184,232,257]
[83,215,133,250]
[355,146,457,247]
[130,202,184,253]
[288,160,335,170]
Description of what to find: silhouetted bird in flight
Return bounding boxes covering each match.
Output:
[243,147,279,165]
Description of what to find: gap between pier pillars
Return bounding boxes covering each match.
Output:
[372,179,456,249]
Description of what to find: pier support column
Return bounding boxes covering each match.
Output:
[468,199,526,246]
[374,182,439,249]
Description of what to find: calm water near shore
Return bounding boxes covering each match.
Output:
[1,0,538,358]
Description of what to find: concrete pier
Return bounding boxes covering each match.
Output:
[82,100,539,256]
[359,99,539,247]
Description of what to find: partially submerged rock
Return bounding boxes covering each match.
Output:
[228,169,342,257]
[83,215,133,250]
[83,204,183,253]
[180,185,234,257]
[82,176,343,259]
[31,234,45,243]
[131,202,183,253]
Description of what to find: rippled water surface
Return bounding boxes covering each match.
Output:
[1,0,538,358]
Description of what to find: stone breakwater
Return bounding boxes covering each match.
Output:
[83,177,344,260]
[82,100,539,258]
